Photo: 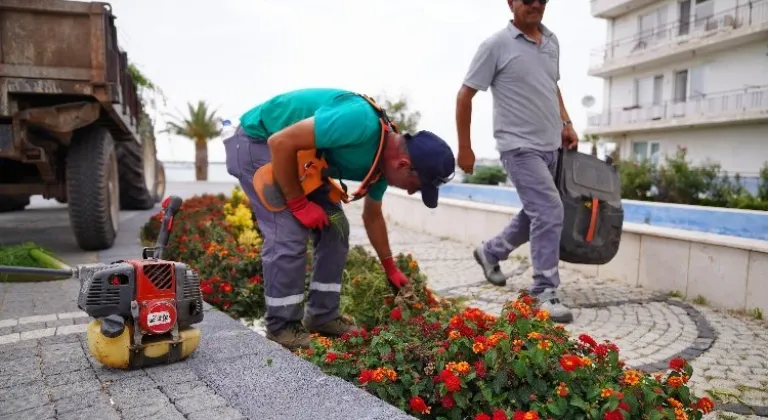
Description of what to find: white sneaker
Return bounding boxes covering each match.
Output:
[534,288,573,324]
[473,245,508,286]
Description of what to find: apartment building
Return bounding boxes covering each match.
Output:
[585,0,768,183]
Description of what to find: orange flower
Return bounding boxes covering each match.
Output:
[535,309,549,322]
[580,357,592,367]
[621,370,643,386]
[512,339,524,352]
[536,340,551,351]
[448,330,462,340]
[667,376,684,388]
[447,361,471,375]
[527,332,542,340]
[600,388,613,398]
[472,336,488,354]
[316,337,333,348]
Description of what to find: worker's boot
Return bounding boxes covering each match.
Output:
[266,322,311,350]
[302,315,358,337]
[473,244,508,286]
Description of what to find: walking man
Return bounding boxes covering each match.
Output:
[455,0,579,323]
[224,88,456,349]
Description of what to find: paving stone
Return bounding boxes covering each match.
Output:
[0,403,54,420]
[120,403,186,420]
[174,393,229,415]
[57,404,121,420]
[187,405,247,420]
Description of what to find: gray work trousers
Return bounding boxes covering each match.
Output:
[223,127,349,334]
[482,148,563,295]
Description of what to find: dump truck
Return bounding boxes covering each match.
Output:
[0,0,166,251]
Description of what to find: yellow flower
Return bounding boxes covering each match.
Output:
[238,229,262,247]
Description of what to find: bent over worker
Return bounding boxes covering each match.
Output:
[224,88,455,349]
[455,0,578,323]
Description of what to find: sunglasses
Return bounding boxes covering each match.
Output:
[521,0,548,4]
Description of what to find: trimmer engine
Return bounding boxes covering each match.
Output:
[74,195,205,369]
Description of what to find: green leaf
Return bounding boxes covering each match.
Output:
[570,395,589,411]
[547,401,565,416]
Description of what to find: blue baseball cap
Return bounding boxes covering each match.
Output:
[404,130,456,209]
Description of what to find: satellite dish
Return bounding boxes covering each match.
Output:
[581,95,596,109]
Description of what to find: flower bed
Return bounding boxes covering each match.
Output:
[141,188,715,420]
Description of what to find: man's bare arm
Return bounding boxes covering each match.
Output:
[267,117,316,200]
[557,86,572,123]
[456,85,478,151]
[361,196,392,262]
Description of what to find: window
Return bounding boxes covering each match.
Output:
[694,0,714,30]
[632,141,661,166]
[635,75,664,106]
[678,0,691,35]
[673,65,707,102]
[638,6,669,45]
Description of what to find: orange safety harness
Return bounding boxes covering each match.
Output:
[252,93,399,212]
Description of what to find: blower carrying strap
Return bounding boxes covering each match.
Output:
[252,93,399,213]
[337,93,399,202]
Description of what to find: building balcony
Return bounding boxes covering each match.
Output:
[584,86,768,135]
[590,0,661,19]
[589,1,768,78]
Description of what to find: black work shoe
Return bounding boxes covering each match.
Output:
[302,316,357,337]
[266,322,311,350]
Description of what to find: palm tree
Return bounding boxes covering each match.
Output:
[163,101,221,181]
[585,134,601,157]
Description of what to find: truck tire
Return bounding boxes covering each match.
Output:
[115,139,156,210]
[154,161,166,203]
[0,195,30,212]
[66,125,120,251]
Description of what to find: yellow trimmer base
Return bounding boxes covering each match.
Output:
[86,319,201,370]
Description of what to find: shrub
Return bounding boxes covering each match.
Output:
[142,189,715,419]
[463,166,508,185]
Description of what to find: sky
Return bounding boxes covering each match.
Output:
[104,0,607,162]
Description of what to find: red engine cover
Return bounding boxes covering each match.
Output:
[127,260,179,335]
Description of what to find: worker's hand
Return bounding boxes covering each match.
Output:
[457,146,476,175]
[286,196,329,230]
[562,125,579,150]
[381,256,409,289]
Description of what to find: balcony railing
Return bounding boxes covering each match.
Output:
[590,0,768,71]
[588,85,768,128]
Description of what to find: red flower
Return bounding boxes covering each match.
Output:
[474,360,487,379]
[249,275,262,284]
[390,307,403,321]
[358,370,373,384]
[325,352,337,363]
[492,409,508,420]
[440,394,455,408]
[219,282,233,294]
[409,396,430,415]
[475,414,491,420]
[669,357,686,371]
[559,355,582,372]
[200,282,213,295]
[439,368,462,392]
[578,334,598,348]
[604,409,624,420]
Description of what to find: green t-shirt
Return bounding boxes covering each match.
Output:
[239,88,388,201]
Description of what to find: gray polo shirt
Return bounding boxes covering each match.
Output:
[463,21,563,153]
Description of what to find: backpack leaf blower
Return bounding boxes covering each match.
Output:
[0,195,205,369]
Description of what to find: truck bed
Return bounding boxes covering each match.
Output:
[0,0,142,145]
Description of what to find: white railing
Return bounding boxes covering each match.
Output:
[587,86,768,128]
[590,0,768,71]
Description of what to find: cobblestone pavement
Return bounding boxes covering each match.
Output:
[344,203,768,419]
